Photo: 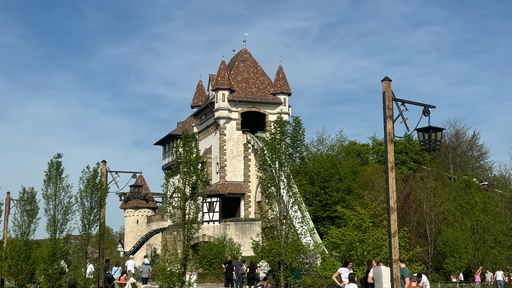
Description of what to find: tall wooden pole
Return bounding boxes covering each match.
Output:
[382,77,400,288]
[1,192,11,288]
[99,160,107,288]
[2,192,10,249]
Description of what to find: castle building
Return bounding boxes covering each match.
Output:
[122,48,293,259]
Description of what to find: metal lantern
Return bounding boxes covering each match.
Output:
[415,125,445,152]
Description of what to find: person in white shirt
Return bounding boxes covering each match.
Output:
[368,261,391,288]
[345,273,358,288]
[332,260,354,287]
[416,273,430,288]
[494,270,505,288]
[86,261,94,278]
[125,255,136,280]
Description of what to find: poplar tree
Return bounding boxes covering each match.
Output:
[255,116,309,287]
[5,186,40,288]
[158,132,208,288]
[40,153,74,288]
[72,163,103,287]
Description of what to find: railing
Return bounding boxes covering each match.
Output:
[124,227,168,256]
[245,132,326,253]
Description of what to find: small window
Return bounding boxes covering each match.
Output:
[222,93,225,102]
[283,98,287,107]
[207,201,215,213]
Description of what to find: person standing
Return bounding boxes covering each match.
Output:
[140,255,152,285]
[368,261,391,288]
[112,262,122,281]
[332,260,354,287]
[234,256,246,288]
[475,267,483,288]
[416,273,430,288]
[399,259,410,288]
[485,270,494,287]
[361,259,376,288]
[247,261,259,288]
[125,255,136,280]
[494,269,505,288]
[223,257,235,288]
[86,261,94,279]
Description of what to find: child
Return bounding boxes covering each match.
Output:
[410,276,419,287]
[256,276,272,288]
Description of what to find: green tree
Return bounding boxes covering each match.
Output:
[39,153,74,288]
[71,163,103,287]
[197,236,241,273]
[438,119,492,180]
[5,186,40,288]
[255,116,310,287]
[158,132,209,288]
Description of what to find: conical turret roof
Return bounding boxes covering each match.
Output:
[271,65,292,96]
[119,175,158,210]
[211,60,232,91]
[190,79,208,108]
[226,48,282,104]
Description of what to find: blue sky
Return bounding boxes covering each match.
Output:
[1,1,511,239]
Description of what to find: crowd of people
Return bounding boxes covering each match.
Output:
[222,256,272,288]
[331,259,512,288]
[89,254,152,288]
[332,258,427,288]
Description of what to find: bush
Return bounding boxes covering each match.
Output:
[196,236,241,273]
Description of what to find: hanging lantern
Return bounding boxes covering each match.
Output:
[415,125,445,152]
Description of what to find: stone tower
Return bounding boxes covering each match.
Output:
[119,175,159,264]
[154,48,292,255]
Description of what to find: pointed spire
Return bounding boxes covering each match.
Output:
[271,65,292,96]
[190,79,208,108]
[119,175,157,210]
[212,60,233,91]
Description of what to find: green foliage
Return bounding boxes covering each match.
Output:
[5,186,40,287]
[38,240,69,288]
[255,116,311,287]
[324,205,389,275]
[42,153,74,240]
[297,120,512,281]
[161,132,209,288]
[11,186,40,240]
[196,235,241,273]
[40,153,74,287]
[73,163,103,287]
[154,243,193,288]
[5,238,38,287]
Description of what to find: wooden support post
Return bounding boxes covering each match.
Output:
[98,160,107,288]
[382,77,400,288]
[2,192,10,249]
[1,192,11,288]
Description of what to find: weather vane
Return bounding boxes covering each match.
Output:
[242,33,248,48]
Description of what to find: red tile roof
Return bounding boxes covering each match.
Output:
[204,182,247,195]
[271,65,292,96]
[211,61,233,91]
[191,80,208,108]
[226,48,282,104]
[119,175,158,210]
[170,116,194,135]
[154,116,195,146]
